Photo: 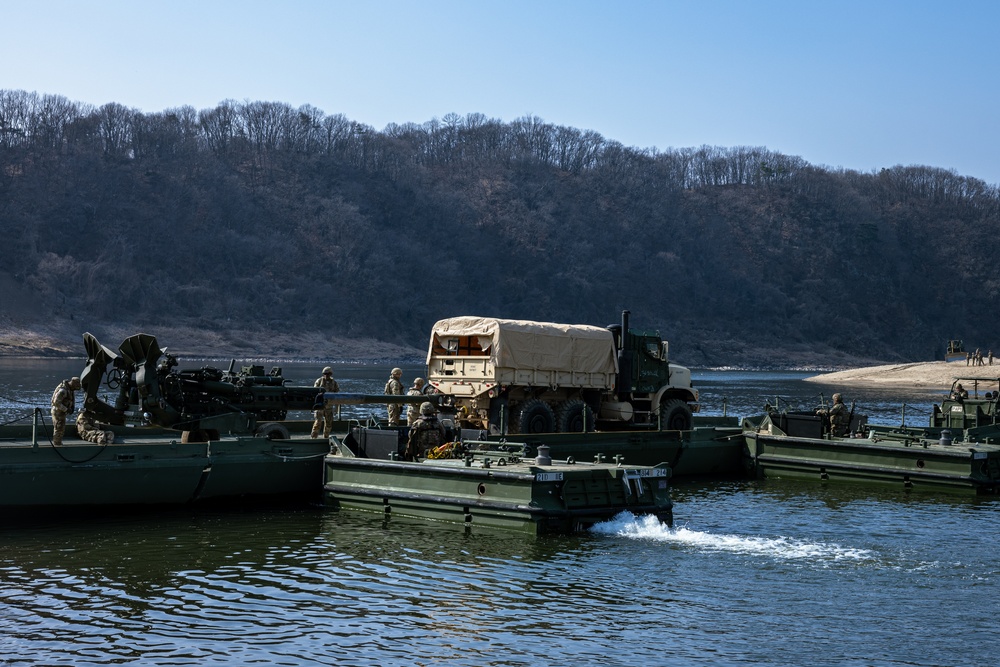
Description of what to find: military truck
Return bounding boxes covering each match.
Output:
[426,311,699,434]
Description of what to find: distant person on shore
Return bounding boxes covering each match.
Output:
[989,350,994,366]
[76,411,115,445]
[951,383,969,400]
[406,378,426,426]
[816,393,850,436]
[50,376,81,446]
[311,366,340,438]
[967,352,972,366]
[405,402,447,460]
[384,367,404,425]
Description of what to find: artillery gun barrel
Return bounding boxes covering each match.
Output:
[319,393,441,406]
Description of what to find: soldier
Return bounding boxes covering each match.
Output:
[951,383,969,400]
[76,411,115,445]
[405,402,447,460]
[311,366,340,438]
[50,376,81,446]
[816,393,850,437]
[384,367,404,426]
[406,377,426,426]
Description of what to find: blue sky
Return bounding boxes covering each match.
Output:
[5,0,999,184]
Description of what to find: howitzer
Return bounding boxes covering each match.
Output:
[79,332,438,436]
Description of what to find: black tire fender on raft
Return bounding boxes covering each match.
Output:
[181,428,221,443]
[257,422,291,440]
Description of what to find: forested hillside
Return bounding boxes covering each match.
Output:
[1,90,997,366]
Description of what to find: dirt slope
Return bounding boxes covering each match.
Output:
[805,361,999,388]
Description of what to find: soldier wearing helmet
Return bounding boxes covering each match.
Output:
[406,377,426,426]
[406,401,446,460]
[311,366,340,438]
[50,376,81,446]
[816,392,850,437]
[384,367,404,426]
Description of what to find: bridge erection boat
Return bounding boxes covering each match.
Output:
[324,433,673,534]
[742,377,1000,494]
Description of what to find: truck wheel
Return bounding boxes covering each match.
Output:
[557,399,595,433]
[517,399,556,434]
[660,399,693,431]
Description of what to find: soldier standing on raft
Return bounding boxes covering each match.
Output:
[406,377,426,426]
[384,367,404,426]
[50,376,81,446]
[311,366,340,438]
[816,393,850,436]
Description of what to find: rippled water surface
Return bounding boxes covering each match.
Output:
[1,360,996,666]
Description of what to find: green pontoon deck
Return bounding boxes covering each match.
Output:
[0,412,330,509]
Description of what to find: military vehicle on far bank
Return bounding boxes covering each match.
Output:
[425,311,699,434]
[945,339,966,363]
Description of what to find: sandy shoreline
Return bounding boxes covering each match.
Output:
[804,361,1000,388]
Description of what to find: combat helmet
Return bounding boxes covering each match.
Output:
[420,402,435,416]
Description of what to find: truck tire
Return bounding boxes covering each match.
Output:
[660,399,693,431]
[517,399,556,434]
[557,399,595,433]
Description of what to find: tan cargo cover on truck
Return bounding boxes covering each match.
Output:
[428,317,618,376]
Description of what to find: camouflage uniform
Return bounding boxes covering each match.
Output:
[311,368,340,438]
[76,411,115,445]
[384,368,404,426]
[406,402,447,460]
[50,377,80,446]
[406,378,426,426]
[826,394,850,436]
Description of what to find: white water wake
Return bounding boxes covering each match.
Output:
[590,512,874,563]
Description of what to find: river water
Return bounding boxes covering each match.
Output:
[1,359,996,666]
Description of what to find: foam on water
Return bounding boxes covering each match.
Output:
[590,512,874,563]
